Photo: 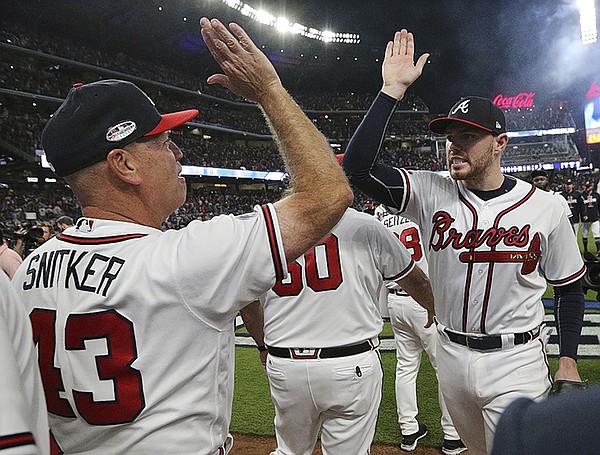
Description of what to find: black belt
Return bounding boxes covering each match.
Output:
[444,328,540,351]
[389,288,409,296]
[267,340,373,359]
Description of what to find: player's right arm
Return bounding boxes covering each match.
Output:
[342,29,428,209]
[199,18,353,263]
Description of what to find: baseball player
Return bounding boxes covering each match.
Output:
[560,179,587,235]
[581,181,600,255]
[241,207,435,455]
[376,205,466,454]
[0,272,49,455]
[11,18,353,455]
[342,29,586,455]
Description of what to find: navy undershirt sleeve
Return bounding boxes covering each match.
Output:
[342,92,407,209]
[553,278,585,360]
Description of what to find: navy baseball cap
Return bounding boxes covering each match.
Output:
[531,169,548,178]
[41,80,199,177]
[429,96,506,135]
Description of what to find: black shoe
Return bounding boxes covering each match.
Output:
[442,438,468,455]
[400,423,428,451]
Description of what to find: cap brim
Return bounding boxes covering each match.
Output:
[428,117,493,135]
[144,109,199,136]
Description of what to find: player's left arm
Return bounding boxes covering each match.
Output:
[553,279,585,382]
[239,300,267,371]
[342,29,428,210]
[395,265,435,327]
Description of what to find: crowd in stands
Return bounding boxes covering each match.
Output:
[501,139,581,166]
[504,106,577,131]
[2,18,584,175]
[0,16,588,237]
[0,183,380,255]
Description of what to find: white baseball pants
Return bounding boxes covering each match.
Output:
[388,294,460,440]
[435,324,551,455]
[266,349,382,455]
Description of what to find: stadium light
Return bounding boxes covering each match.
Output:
[579,0,598,45]
[217,0,360,43]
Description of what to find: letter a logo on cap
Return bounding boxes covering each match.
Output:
[451,100,470,115]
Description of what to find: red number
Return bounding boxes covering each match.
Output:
[272,261,303,296]
[30,309,145,425]
[273,234,343,296]
[305,235,343,292]
[30,309,75,418]
[397,227,423,262]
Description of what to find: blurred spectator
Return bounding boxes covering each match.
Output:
[14,221,52,258]
[56,215,74,232]
[0,229,22,279]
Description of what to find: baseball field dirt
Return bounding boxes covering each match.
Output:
[230,433,467,454]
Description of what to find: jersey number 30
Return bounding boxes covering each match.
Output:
[30,308,145,425]
[273,234,343,296]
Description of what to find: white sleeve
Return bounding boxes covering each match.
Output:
[370,220,415,281]
[0,275,48,455]
[174,203,287,321]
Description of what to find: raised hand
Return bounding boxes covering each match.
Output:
[381,29,429,100]
[199,17,282,103]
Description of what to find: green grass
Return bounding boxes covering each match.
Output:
[232,347,600,447]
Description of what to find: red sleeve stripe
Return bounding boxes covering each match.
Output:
[57,233,148,245]
[0,432,35,450]
[398,168,411,212]
[260,205,285,282]
[547,265,587,285]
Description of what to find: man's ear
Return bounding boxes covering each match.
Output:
[106,148,142,185]
[494,132,509,153]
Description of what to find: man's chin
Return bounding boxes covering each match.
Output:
[450,169,468,180]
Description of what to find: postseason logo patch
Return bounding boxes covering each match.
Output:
[106,121,137,142]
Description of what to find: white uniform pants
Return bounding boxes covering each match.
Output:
[581,220,600,250]
[266,349,382,455]
[436,325,551,455]
[388,294,460,440]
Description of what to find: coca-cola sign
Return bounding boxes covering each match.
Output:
[493,92,535,109]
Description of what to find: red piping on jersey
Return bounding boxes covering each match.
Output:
[0,432,35,449]
[56,233,148,245]
[547,265,586,285]
[480,185,536,332]
[399,168,412,213]
[458,190,478,333]
[260,205,285,283]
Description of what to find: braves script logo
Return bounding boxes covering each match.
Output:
[429,211,541,274]
[451,100,470,115]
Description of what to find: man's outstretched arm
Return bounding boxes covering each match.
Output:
[343,29,428,209]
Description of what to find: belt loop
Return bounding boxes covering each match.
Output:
[501,333,515,350]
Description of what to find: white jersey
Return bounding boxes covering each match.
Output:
[378,208,429,278]
[11,205,286,455]
[396,171,585,335]
[0,273,49,455]
[262,208,415,347]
